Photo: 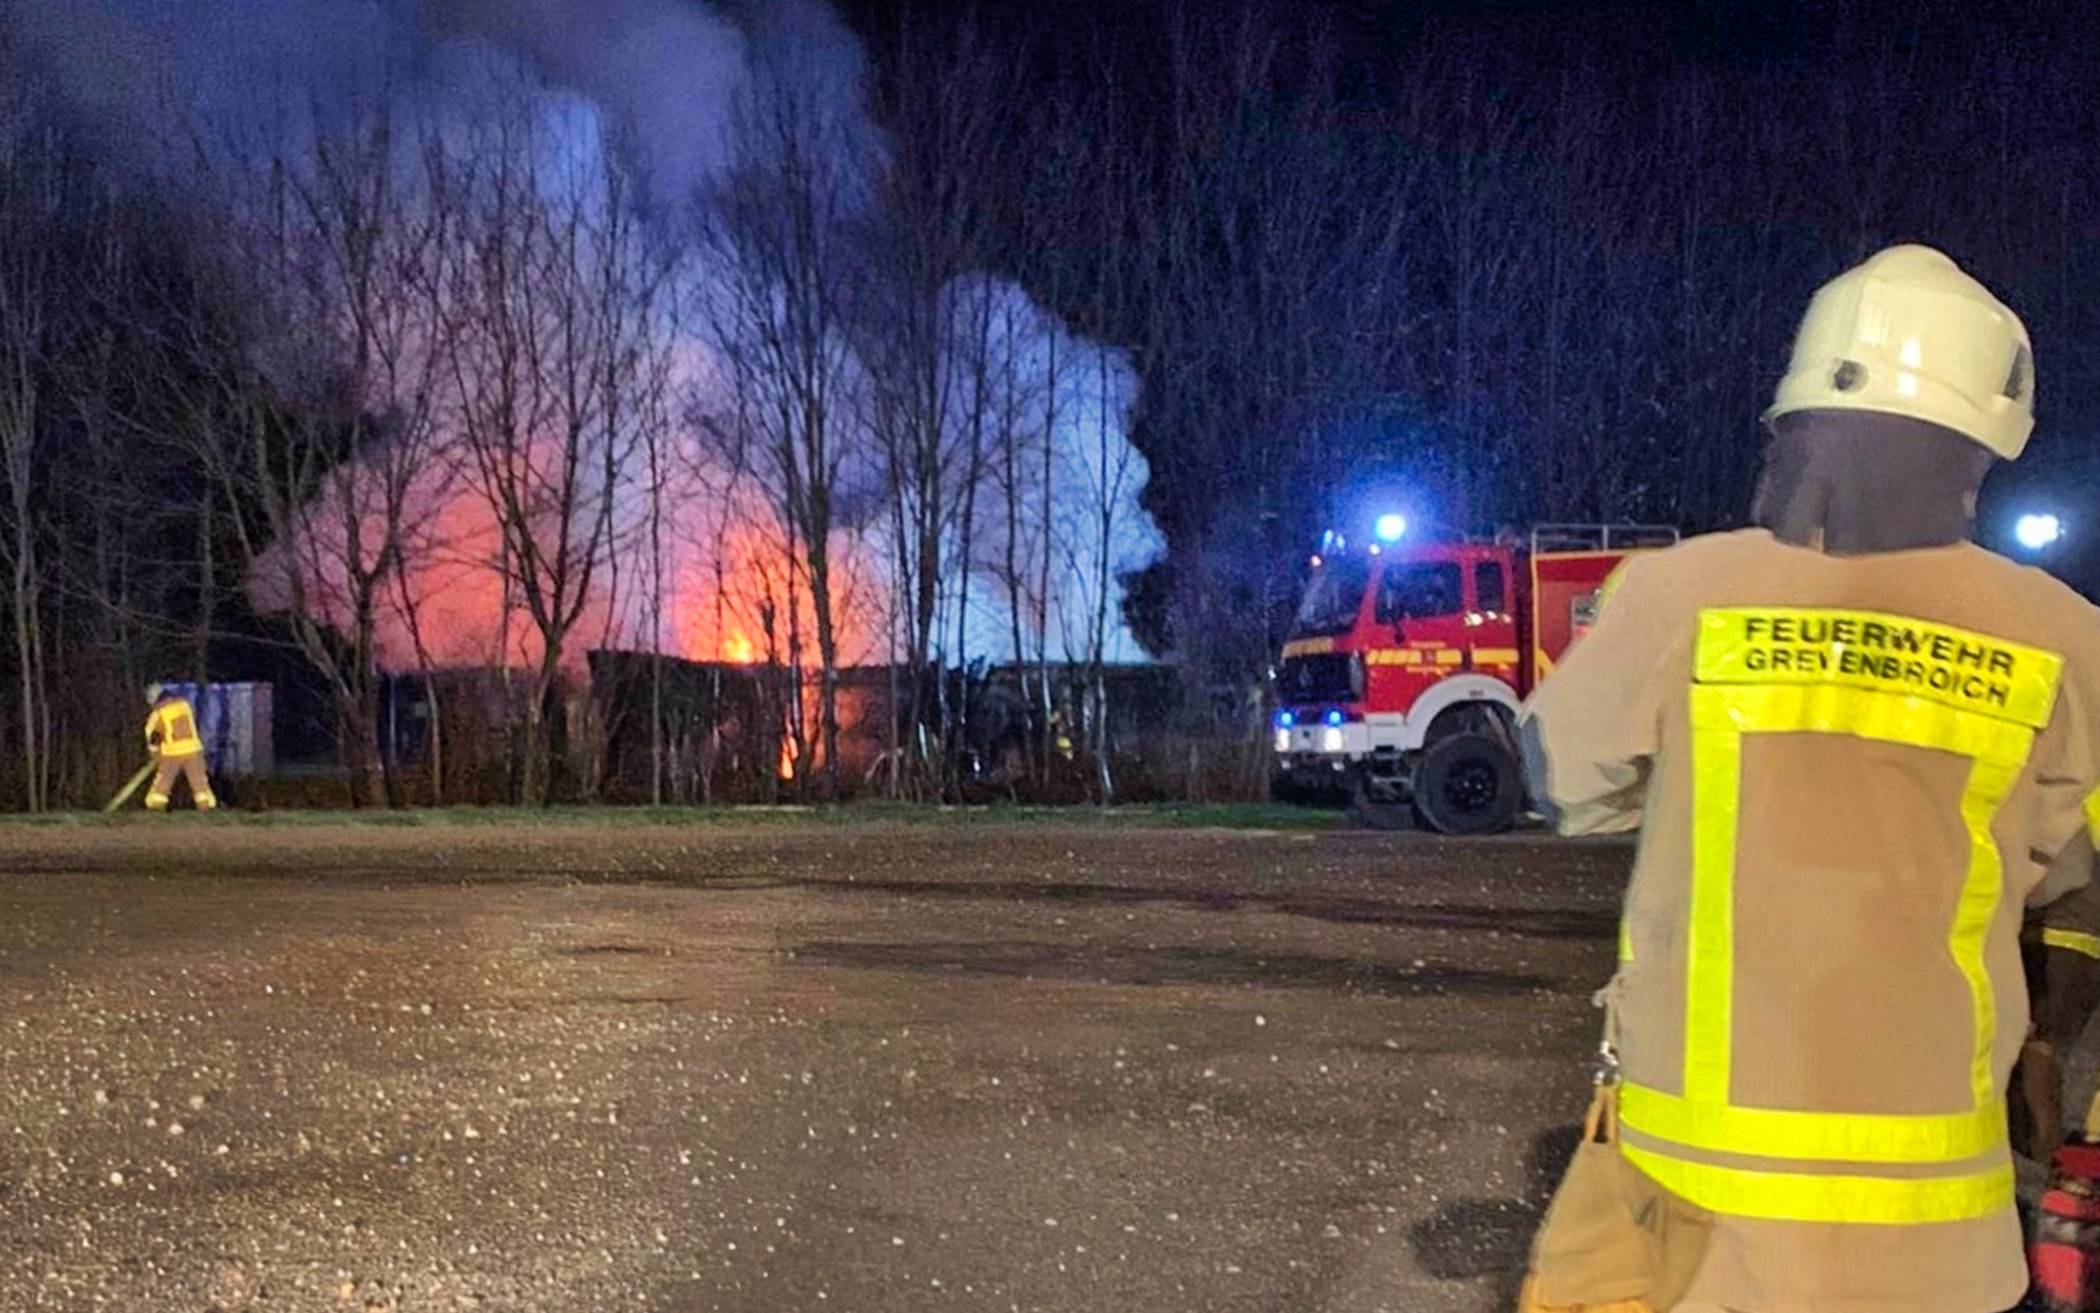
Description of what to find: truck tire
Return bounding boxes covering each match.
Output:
[1411,732,1521,835]
[1348,772,1415,831]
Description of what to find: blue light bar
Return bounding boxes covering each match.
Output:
[1277,711,1296,728]
[1324,709,1344,727]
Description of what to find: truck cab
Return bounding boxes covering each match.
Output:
[1272,523,1674,832]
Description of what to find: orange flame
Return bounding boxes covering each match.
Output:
[288,457,886,679]
[777,733,797,781]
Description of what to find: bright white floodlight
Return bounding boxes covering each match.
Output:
[1374,513,1408,544]
[2015,512,2064,552]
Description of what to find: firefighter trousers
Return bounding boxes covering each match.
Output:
[147,754,216,811]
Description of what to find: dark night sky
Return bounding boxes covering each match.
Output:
[834,0,1965,90]
[826,0,2100,578]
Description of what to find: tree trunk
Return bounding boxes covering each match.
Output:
[391,555,444,806]
[193,486,214,712]
[12,544,42,812]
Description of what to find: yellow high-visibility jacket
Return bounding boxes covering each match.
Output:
[145,697,204,759]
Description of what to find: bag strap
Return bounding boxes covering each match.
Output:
[1583,1082,1621,1146]
[1579,972,1627,1147]
[1589,974,1626,1085]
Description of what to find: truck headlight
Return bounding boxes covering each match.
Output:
[1321,727,1345,753]
[1274,729,1291,754]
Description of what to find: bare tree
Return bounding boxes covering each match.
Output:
[849,15,1015,798]
[0,96,61,809]
[429,94,668,804]
[172,104,454,808]
[695,72,866,797]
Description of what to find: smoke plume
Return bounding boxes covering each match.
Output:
[7,0,1163,672]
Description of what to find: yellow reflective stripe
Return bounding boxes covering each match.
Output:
[1281,637,1336,658]
[1686,687,1742,1104]
[1661,612,2055,1222]
[1686,680,2036,1139]
[1695,608,2062,729]
[1955,748,2022,1108]
[1618,917,1633,963]
[1620,1082,2004,1164]
[1621,1144,2013,1225]
[2086,787,2100,845]
[1365,646,1474,668]
[2044,928,2100,960]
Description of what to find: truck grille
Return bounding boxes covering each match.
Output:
[1278,653,1354,705]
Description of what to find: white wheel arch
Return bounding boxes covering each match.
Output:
[1399,675,1521,752]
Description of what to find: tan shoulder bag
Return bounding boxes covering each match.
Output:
[1517,1079,1713,1312]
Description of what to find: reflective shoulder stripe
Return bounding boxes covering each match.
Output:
[1696,607,2062,729]
[2043,928,2100,960]
[1620,1082,2005,1164]
[1620,1143,2013,1225]
[2087,787,2100,845]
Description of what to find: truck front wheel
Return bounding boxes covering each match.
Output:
[1412,732,1521,835]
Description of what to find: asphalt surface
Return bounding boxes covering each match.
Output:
[0,819,1628,1312]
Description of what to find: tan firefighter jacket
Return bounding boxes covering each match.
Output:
[1523,527,2100,1313]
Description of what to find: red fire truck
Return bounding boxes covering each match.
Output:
[1271,521,1676,833]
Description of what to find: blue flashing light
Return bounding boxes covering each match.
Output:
[1374,513,1408,544]
[1277,710,1296,728]
[1324,709,1345,727]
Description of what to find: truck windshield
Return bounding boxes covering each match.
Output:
[1291,557,1371,637]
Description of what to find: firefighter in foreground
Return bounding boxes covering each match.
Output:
[144,684,216,812]
[1517,244,2100,1313]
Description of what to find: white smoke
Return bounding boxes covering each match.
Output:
[8,0,1163,670]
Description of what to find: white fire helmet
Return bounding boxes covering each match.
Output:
[1768,244,2035,461]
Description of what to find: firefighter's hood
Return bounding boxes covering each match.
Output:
[1751,408,1994,556]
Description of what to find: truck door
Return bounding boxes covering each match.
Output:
[1469,556,1521,686]
[1372,559,1469,709]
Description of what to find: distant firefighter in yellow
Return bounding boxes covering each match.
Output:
[143,684,217,812]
